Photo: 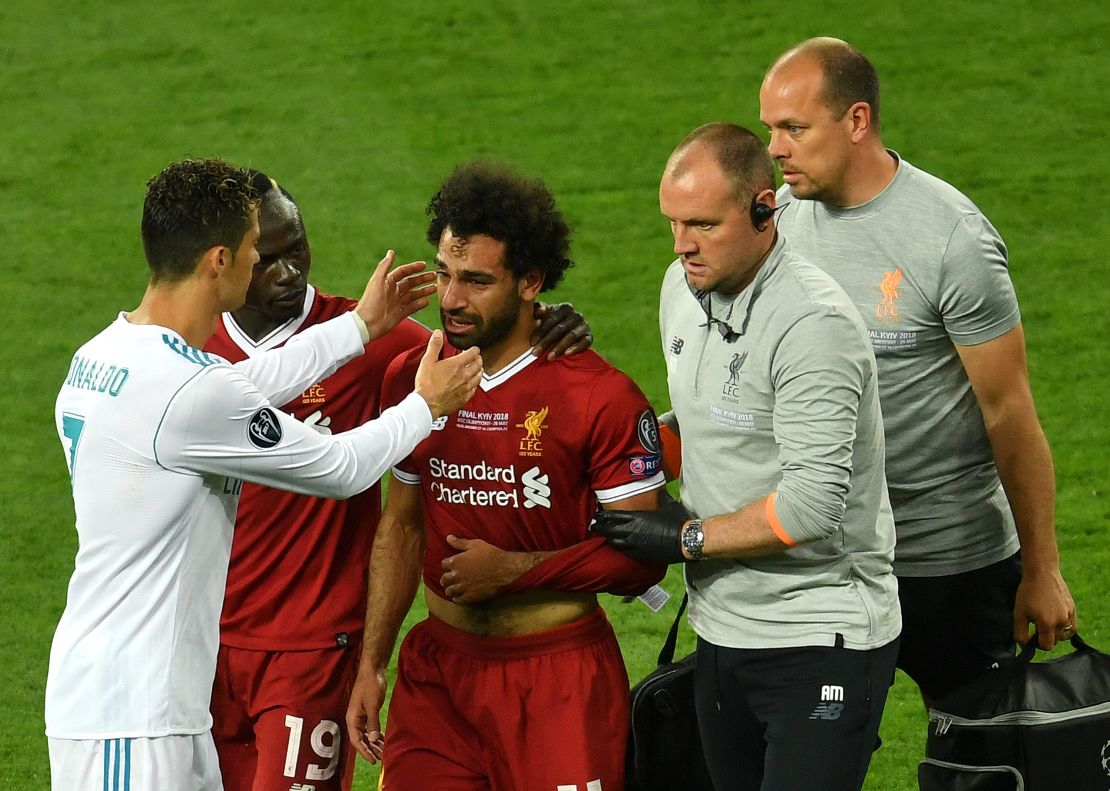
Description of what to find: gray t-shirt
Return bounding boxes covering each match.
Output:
[659,236,900,651]
[777,153,1020,576]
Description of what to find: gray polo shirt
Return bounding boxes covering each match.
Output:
[659,235,899,651]
[776,153,1021,577]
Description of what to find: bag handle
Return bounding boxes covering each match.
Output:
[1017,631,1092,662]
[657,592,689,666]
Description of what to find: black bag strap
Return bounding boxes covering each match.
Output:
[657,592,689,666]
[1017,631,1092,662]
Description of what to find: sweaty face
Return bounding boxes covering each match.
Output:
[659,145,764,295]
[759,57,855,205]
[435,230,527,352]
[243,191,311,322]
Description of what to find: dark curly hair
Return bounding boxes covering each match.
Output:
[141,158,258,283]
[426,162,573,292]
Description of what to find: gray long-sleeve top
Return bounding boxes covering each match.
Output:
[659,234,900,650]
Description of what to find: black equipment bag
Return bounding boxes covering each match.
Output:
[919,633,1110,790]
[626,593,715,791]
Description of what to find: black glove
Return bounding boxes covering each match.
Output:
[590,493,691,564]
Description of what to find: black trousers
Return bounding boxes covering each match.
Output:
[694,636,899,791]
[896,552,1022,705]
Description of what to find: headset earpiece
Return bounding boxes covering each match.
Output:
[749,195,775,231]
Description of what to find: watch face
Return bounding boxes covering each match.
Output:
[682,521,705,559]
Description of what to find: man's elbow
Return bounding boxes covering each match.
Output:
[775,490,846,544]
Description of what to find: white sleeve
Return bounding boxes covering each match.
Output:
[232,312,366,406]
[155,364,432,499]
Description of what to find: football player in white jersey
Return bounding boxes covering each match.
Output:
[47,158,482,791]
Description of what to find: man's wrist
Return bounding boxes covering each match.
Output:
[680,518,707,561]
[350,311,371,344]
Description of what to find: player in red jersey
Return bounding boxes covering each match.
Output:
[205,171,595,791]
[346,162,668,791]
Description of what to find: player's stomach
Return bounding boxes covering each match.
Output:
[425,589,598,637]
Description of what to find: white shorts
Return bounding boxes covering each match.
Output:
[48,732,222,791]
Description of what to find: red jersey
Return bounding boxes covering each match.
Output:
[381,345,666,600]
[205,287,430,649]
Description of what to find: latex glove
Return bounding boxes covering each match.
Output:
[590,494,690,564]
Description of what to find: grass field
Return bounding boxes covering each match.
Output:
[2,1,1107,788]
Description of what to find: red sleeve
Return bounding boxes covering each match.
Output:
[586,368,665,499]
[498,536,666,597]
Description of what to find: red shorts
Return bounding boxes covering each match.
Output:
[210,644,359,791]
[382,607,629,791]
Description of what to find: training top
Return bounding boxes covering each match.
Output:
[660,235,900,651]
[381,345,667,600]
[48,311,432,739]
[776,153,1021,576]
[206,287,430,650]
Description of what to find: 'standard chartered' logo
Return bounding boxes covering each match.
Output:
[517,406,549,457]
[247,407,283,449]
[876,267,903,322]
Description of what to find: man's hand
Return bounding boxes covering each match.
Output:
[345,666,388,764]
[440,535,526,603]
[1014,566,1077,649]
[356,250,437,340]
[591,496,690,564]
[414,331,482,419]
[531,302,593,360]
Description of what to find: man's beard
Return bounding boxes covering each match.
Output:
[440,292,522,351]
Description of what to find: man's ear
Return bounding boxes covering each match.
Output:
[199,245,230,279]
[518,269,545,302]
[846,101,873,143]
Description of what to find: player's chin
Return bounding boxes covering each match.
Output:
[445,330,480,349]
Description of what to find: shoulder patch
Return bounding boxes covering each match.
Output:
[247,407,283,449]
[637,410,661,454]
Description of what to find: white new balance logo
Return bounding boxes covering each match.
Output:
[810,684,845,721]
[522,466,551,509]
[556,781,602,791]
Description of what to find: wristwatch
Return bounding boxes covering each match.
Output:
[680,519,707,561]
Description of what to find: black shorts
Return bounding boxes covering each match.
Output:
[694,636,899,791]
[896,552,1021,704]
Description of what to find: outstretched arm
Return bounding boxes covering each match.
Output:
[346,480,424,765]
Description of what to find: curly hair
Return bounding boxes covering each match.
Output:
[426,162,573,292]
[141,158,258,283]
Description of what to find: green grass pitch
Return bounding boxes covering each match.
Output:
[1,1,1106,788]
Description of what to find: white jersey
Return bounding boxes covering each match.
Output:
[47,312,433,739]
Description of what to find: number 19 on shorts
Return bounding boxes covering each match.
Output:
[284,715,340,781]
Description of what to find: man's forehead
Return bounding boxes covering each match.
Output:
[438,229,507,268]
[762,57,826,105]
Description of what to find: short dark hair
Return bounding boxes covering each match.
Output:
[426,162,573,292]
[141,158,258,283]
[247,168,298,207]
[673,123,776,203]
[784,38,881,130]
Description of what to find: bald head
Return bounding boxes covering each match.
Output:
[666,122,775,205]
[767,37,881,132]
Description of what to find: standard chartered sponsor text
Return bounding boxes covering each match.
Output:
[428,458,550,509]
